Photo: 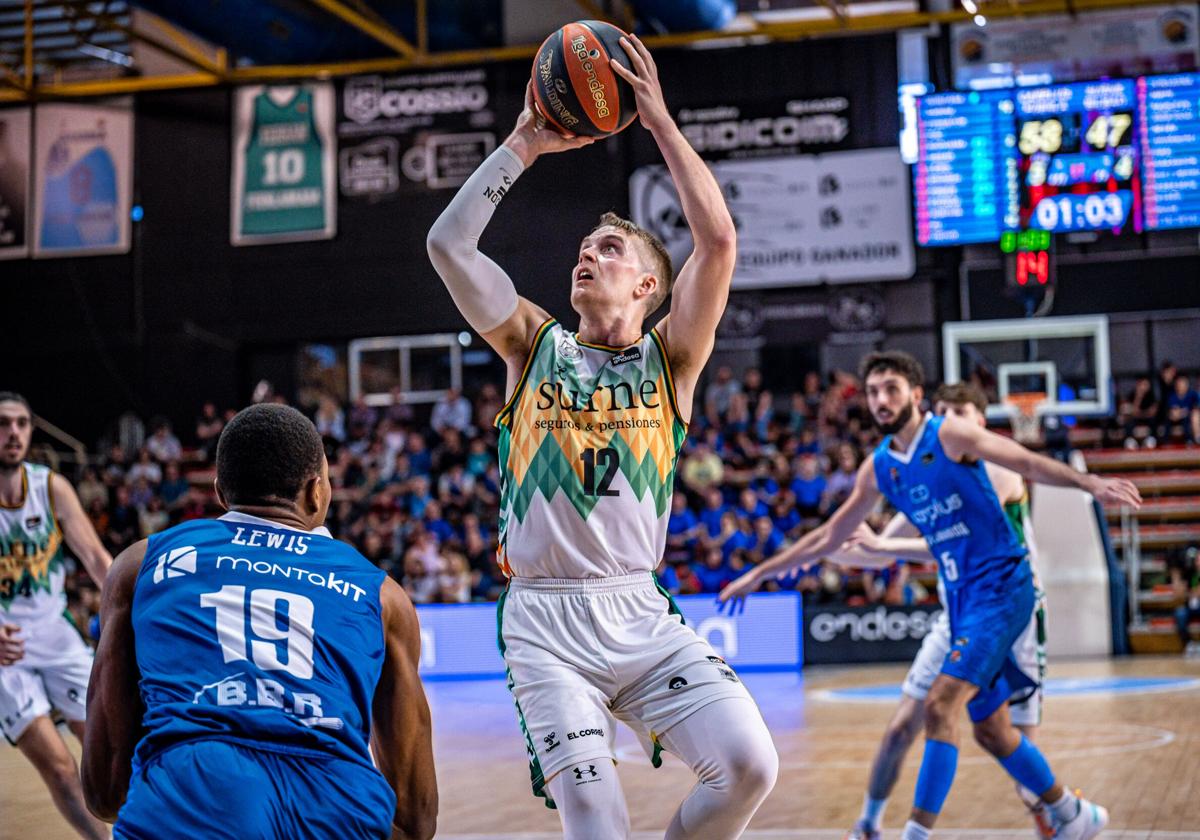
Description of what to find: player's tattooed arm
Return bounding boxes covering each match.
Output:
[50,472,113,586]
[373,577,438,840]
[82,539,146,822]
[720,457,884,607]
[937,414,1142,508]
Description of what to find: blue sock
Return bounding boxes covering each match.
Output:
[997,734,1056,797]
[861,793,887,829]
[913,739,958,815]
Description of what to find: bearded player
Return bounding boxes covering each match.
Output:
[0,392,111,839]
[427,35,777,840]
[844,383,1052,840]
[721,352,1140,840]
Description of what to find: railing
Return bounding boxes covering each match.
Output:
[33,415,90,475]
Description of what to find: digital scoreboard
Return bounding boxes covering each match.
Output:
[911,70,1200,245]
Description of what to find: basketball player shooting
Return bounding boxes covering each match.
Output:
[720,352,1141,840]
[427,34,779,840]
[0,393,111,840]
[82,405,437,839]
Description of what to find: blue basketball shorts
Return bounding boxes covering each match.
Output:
[114,739,396,839]
[942,574,1039,723]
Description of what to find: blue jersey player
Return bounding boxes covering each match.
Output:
[721,352,1140,840]
[81,404,438,839]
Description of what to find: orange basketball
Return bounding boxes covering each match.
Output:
[531,20,638,138]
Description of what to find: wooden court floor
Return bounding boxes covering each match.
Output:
[3,656,1197,838]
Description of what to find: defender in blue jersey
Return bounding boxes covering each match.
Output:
[81,405,437,840]
[721,352,1141,840]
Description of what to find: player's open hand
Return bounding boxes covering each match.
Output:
[1088,475,1143,509]
[844,522,883,554]
[611,35,671,133]
[716,568,761,615]
[505,81,595,166]
[0,623,24,666]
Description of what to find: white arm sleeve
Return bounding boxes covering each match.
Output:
[426,144,524,334]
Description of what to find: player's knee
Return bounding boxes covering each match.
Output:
[922,695,955,735]
[39,755,81,794]
[723,731,779,800]
[972,717,1016,757]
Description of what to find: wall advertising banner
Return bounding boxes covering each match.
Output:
[231,83,337,245]
[803,602,944,665]
[0,108,30,260]
[414,592,802,679]
[337,68,497,200]
[630,148,914,288]
[952,5,1199,88]
[33,102,132,258]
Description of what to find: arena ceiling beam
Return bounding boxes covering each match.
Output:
[305,0,416,58]
[62,2,225,79]
[0,0,1172,102]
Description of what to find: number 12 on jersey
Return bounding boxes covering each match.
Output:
[200,586,316,679]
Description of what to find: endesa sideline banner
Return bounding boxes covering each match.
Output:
[803,603,944,665]
[414,592,803,680]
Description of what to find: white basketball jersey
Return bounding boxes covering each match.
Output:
[494,321,688,579]
[0,463,66,624]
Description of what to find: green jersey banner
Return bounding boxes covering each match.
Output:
[231,83,336,245]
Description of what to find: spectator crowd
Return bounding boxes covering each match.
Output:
[50,361,1200,634]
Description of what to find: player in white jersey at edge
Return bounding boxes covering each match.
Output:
[844,382,1052,840]
[426,35,778,840]
[0,392,112,839]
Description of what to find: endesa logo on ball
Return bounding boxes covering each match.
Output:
[563,23,618,134]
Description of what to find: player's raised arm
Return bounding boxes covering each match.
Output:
[81,540,146,822]
[937,414,1142,508]
[372,577,438,840]
[719,457,883,608]
[50,473,112,587]
[426,83,591,366]
[611,36,737,402]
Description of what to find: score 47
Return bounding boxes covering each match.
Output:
[1018,112,1133,155]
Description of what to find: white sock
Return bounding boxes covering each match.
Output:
[901,819,931,840]
[1048,789,1080,823]
[861,793,888,830]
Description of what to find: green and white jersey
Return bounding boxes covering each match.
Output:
[0,463,65,624]
[495,321,688,579]
[240,87,325,236]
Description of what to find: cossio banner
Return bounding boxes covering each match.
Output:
[337,68,498,200]
[803,603,943,665]
[414,592,802,679]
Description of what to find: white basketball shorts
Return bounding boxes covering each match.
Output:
[498,572,754,801]
[0,614,93,743]
[902,588,1046,727]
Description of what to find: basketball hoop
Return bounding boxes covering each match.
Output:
[1005,392,1046,444]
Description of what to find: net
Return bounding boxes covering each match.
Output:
[1005,392,1046,445]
